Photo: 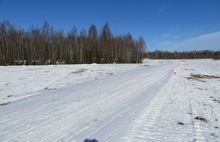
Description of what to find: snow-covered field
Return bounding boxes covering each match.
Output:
[0,60,220,142]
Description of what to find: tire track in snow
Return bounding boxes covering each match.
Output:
[1,66,156,141]
[184,61,218,142]
[34,66,166,142]
[187,62,215,142]
[132,86,172,142]
[1,62,178,142]
[0,79,102,136]
[126,62,195,142]
[71,79,160,141]
[63,63,177,142]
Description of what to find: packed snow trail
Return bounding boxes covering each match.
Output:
[0,61,178,142]
[1,60,219,142]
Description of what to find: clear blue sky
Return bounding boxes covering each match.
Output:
[0,0,220,51]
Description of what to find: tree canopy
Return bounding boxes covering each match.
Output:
[0,21,146,65]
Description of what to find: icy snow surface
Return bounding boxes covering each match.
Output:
[0,60,220,142]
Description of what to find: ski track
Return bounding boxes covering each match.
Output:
[0,60,220,142]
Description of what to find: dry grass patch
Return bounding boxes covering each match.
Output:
[194,116,208,123]
[142,64,149,67]
[70,68,88,74]
[0,102,10,106]
[186,74,220,81]
[44,87,56,90]
[192,74,220,79]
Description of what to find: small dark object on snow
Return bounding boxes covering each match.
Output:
[0,102,10,106]
[194,116,208,123]
[213,99,220,103]
[178,122,184,125]
[84,139,98,142]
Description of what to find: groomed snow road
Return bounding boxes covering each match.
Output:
[0,61,178,142]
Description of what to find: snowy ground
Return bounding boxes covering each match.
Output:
[0,60,220,142]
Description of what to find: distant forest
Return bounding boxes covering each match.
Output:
[0,21,219,66]
[145,50,220,60]
[0,21,145,65]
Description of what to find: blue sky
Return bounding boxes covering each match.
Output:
[0,0,220,51]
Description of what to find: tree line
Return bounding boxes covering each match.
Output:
[0,20,146,65]
[145,50,220,60]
